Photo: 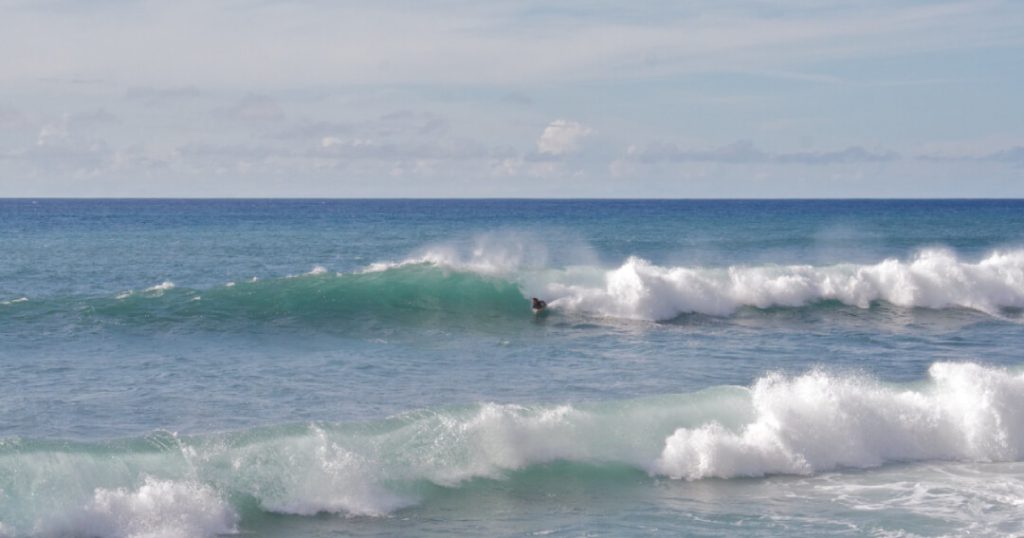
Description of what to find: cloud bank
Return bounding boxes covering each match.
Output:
[0,0,1021,196]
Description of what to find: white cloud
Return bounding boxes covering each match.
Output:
[536,119,592,156]
[36,122,68,147]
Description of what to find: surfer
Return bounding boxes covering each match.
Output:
[531,297,547,313]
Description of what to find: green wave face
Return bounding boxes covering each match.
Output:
[1,265,532,331]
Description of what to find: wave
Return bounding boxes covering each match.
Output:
[2,362,1023,536]
[3,247,1024,328]
[0,264,530,330]
[375,245,1024,320]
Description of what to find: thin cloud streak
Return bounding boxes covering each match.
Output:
[0,1,1020,88]
[626,141,900,165]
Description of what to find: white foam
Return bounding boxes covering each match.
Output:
[414,403,589,485]
[235,363,1024,504]
[551,248,1024,319]
[286,266,329,279]
[653,362,1024,480]
[813,462,1024,535]
[229,425,412,517]
[143,281,175,296]
[0,297,27,305]
[46,477,237,538]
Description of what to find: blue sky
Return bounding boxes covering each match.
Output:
[0,0,1022,197]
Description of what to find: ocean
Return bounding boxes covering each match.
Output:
[1,199,1023,537]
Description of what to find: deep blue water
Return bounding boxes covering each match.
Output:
[1,199,1023,537]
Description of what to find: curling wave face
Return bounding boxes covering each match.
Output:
[0,264,528,331]
[2,362,1023,536]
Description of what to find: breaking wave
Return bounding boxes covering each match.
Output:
[3,246,1024,328]
[373,245,1024,320]
[2,362,1024,535]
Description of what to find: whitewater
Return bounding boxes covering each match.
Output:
[364,246,1024,319]
[2,199,1024,537]
[3,362,1024,536]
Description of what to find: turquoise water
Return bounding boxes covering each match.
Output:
[1,199,1024,537]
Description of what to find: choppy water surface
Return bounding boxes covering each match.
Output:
[1,199,1023,537]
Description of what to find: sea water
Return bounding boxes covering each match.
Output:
[1,199,1023,537]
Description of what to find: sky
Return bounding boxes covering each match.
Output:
[0,0,1022,197]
